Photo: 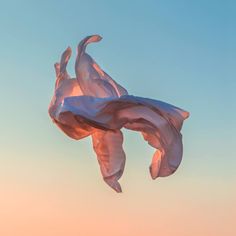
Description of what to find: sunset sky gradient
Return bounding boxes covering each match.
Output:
[0,1,235,235]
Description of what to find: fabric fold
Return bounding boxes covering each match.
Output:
[92,130,125,193]
[75,35,128,98]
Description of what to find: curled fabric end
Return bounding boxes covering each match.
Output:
[150,150,162,180]
[49,35,190,192]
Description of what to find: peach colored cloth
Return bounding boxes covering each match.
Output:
[49,35,189,192]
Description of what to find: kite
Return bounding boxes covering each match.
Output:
[48,35,189,192]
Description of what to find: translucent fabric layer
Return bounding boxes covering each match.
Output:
[49,35,189,192]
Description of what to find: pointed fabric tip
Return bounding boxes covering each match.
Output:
[184,111,190,119]
[60,47,72,73]
[104,177,122,193]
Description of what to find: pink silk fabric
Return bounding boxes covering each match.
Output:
[48,35,189,192]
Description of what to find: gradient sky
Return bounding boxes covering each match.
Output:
[0,1,235,235]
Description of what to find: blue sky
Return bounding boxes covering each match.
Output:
[1,0,235,169]
[0,1,235,235]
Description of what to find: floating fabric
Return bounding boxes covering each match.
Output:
[48,35,189,192]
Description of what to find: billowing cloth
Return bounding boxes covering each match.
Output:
[49,35,189,192]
